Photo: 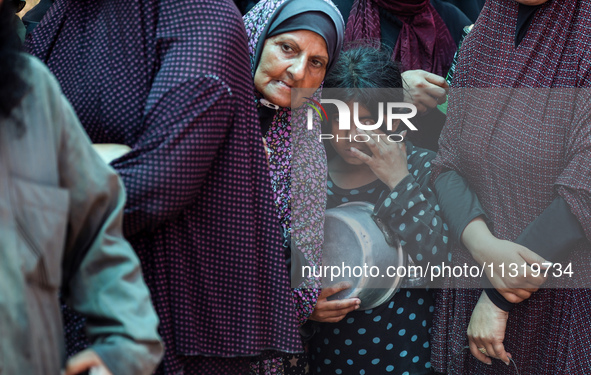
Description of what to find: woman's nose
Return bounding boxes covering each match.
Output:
[287,57,306,81]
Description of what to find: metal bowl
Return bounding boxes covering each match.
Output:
[322,202,405,310]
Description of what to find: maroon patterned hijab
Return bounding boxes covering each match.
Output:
[345,0,456,76]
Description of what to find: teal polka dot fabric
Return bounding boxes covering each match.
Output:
[310,141,449,374]
[310,287,436,374]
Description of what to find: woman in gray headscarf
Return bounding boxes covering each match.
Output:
[244,1,349,373]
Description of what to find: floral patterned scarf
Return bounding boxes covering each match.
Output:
[243,0,343,296]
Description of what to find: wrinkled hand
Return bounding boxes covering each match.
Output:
[350,130,409,190]
[309,282,360,323]
[401,70,449,113]
[63,349,113,375]
[468,291,511,366]
[461,218,549,303]
[92,143,132,164]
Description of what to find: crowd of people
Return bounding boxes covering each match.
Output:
[1,0,589,374]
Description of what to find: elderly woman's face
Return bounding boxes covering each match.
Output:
[254,30,328,108]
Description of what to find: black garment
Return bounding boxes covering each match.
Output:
[258,103,277,136]
[21,0,52,35]
[406,108,447,153]
[309,142,450,375]
[234,0,257,15]
[441,0,485,23]
[433,169,587,311]
[10,13,25,42]
[515,4,540,47]
[333,0,471,48]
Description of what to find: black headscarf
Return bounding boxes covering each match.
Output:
[252,0,345,74]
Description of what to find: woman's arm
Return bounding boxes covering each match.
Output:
[461,217,548,303]
[54,83,163,375]
[467,291,511,366]
[434,170,549,303]
[348,132,451,265]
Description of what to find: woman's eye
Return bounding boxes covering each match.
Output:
[311,59,324,68]
[281,44,293,53]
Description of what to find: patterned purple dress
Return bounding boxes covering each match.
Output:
[25,0,302,373]
[243,0,344,327]
[243,1,344,373]
[430,0,591,374]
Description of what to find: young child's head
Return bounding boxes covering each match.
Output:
[322,46,405,163]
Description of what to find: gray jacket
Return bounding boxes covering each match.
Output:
[0,55,163,375]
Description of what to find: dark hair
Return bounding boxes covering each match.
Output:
[321,46,404,157]
[323,45,404,120]
[0,0,29,128]
[324,45,403,89]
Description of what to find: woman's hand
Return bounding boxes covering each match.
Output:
[468,291,511,366]
[309,282,360,323]
[92,144,132,164]
[63,349,113,375]
[401,70,449,113]
[350,130,410,190]
[462,218,550,303]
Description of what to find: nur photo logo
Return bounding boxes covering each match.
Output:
[306,98,418,132]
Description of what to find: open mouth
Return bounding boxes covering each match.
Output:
[277,80,293,89]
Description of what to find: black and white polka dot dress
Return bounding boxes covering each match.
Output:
[309,142,451,375]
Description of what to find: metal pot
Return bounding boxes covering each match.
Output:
[322,201,405,310]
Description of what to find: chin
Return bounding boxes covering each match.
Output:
[342,156,365,166]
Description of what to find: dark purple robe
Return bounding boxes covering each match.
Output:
[25,0,302,373]
[430,0,591,373]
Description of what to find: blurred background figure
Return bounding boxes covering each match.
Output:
[333,0,471,152]
[0,0,163,374]
[25,0,303,374]
[430,0,591,373]
[441,0,484,23]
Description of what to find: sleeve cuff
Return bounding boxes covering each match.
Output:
[481,277,515,312]
[515,196,586,262]
[92,338,163,375]
[433,170,491,243]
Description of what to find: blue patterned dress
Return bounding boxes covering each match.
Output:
[309,142,450,375]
